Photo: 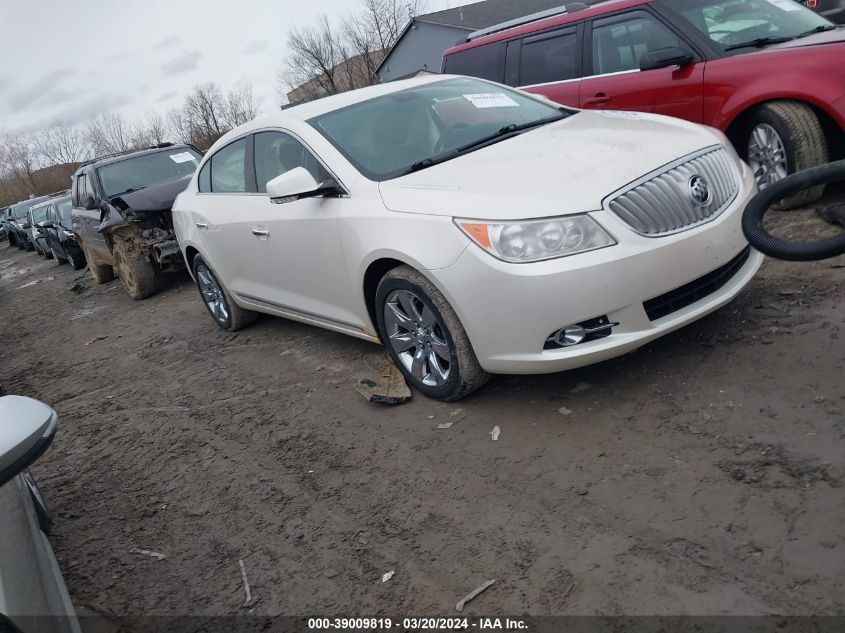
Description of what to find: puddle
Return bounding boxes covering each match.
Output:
[71,306,106,320]
[16,276,55,290]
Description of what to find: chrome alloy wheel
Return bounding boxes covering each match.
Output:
[196,263,229,324]
[384,289,452,387]
[748,123,788,190]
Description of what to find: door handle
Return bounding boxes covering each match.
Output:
[195,222,209,230]
[251,228,270,237]
[585,93,612,105]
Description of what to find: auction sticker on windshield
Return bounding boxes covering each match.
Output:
[463,93,519,109]
[170,152,197,164]
[766,0,801,11]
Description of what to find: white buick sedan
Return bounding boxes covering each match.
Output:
[173,75,762,401]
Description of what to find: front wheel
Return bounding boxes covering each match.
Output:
[744,101,828,209]
[113,242,158,301]
[192,254,257,331]
[375,266,489,401]
[66,248,85,270]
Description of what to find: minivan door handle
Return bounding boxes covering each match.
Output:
[584,93,612,106]
[195,221,209,230]
[251,228,270,237]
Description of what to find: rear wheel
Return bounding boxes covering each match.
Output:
[42,244,53,259]
[51,246,68,264]
[375,266,489,401]
[66,248,85,270]
[744,101,828,209]
[192,254,257,331]
[81,241,114,284]
[113,241,158,301]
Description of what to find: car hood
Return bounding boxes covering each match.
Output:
[110,175,192,214]
[378,110,725,220]
[768,28,845,50]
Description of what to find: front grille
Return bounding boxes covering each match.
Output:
[606,147,739,237]
[644,246,751,321]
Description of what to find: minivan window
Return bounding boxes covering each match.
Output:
[520,29,579,86]
[591,13,682,75]
[442,42,505,82]
[57,199,73,225]
[210,138,247,193]
[253,131,330,193]
[98,148,201,198]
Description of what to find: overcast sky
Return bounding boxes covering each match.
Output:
[0,0,470,135]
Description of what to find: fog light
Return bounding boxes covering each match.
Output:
[556,325,587,347]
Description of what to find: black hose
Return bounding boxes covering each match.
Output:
[742,159,845,261]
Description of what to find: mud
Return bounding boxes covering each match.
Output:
[0,206,842,619]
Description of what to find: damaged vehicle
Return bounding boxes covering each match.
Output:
[71,144,202,300]
[7,196,50,251]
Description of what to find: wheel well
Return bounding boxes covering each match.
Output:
[725,100,845,161]
[363,258,405,333]
[184,246,199,272]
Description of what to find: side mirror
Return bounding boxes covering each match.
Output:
[0,396,58,488]
[266,167,343,204]
[84,195,98,211]
[640,47,693,72]
[41,221,54,230]
[22,222,31,229]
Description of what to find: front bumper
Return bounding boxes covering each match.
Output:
[431,165,762,374]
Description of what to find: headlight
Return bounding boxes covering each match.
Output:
[455,215,615,263]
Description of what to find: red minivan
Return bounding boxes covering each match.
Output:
[443,0,845,207]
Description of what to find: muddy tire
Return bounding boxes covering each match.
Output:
[744,101,828,209]
[51,246,68,265]
[192,254,257,332]
[67,248,85,270]
[375,265,489,401]
[43,245,54,260]
[81,241,114,284]
[113,241,158,301]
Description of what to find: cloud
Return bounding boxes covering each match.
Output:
[109,50,137,64]
[60,92,132,125]
[243,40,269,55]
[6,68,77,112]
[157,91,178,103]
[161,51,203,76]
[155,35,179,49]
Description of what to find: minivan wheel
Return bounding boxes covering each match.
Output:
[192,254,257,331]
[67,248,85,270]
[81,242,114,284]
[745,101,828,209]
[113,242,157,301]
[375,265,489,401]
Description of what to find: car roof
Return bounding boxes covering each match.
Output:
[78,144,196,171]
[445,0,649,54]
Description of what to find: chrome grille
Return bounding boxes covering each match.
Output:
[605,147,739,237]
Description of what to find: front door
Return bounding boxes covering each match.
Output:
[579,10,705,122]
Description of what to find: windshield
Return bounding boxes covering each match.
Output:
[661,0,833,51]
[98,147,202,198]
[57,199,73,225]
[308,78,571,181]
[30,203,49,224]
[12,198,44,220]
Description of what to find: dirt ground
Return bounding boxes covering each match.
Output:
[0,202,843,621]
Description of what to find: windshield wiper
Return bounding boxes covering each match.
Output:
[723,35,795,51]
[404,113,568,175]
[111,187,146,198]
[796,24,838,38]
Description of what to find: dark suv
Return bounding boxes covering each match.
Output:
[71,143,202,300]
[802,0,845,23]
[6,196,50,250]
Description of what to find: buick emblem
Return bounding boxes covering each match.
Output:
[688,175,712,207]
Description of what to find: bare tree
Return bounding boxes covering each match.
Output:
[282,14,346,101]
[183,83,228,149]
[224,82,260,128]
[1,133,40,195]
[87,113,133,156]
[166,108,194,146]
[32,120,89,166]
[145,111,169,146]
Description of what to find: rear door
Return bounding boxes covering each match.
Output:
[509,25,583,107]
[579,9,705,122]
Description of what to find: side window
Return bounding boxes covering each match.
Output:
[442,43,506,82]
[519,28,579,86]
[210,138,247,193]
[75,174,88,207]
[591,12,682,75]
[198,161,211,193]
[253,131,330,194]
